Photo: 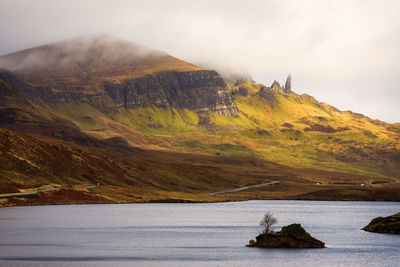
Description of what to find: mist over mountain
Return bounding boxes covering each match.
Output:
[0,35,202,94]
[1,0,399,122]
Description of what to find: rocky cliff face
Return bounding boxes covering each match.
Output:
[0,36,238,117]
[0,69,238,117]
[103,70,238,116]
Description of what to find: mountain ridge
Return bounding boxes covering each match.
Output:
[0,36,399,206]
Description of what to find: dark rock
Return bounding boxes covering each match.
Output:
[0,68,238,117]
[238,86,248,97]
[257,129,270,136]
[247,223,325,248]
[103,70,238,116]
[363,212,400,234]
[257,85,277,102]
[280,129,302,135]
[303,124,350,133]
[284,74,291,92]
[270,80,282,91]
[282,123,294,128]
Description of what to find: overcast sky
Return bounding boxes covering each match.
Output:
[0,0,399,122]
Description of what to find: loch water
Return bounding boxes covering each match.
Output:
[0,200,399,266]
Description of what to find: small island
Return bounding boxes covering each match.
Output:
[247,213,325,248]
[363,212,400,234]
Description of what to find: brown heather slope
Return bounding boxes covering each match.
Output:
[1,127,399,207]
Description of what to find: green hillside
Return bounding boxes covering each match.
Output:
[40,78,400,179]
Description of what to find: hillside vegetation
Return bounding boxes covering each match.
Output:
[0,36,399,206]
[43,78,400,178]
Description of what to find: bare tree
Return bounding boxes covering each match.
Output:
[259,212,277,234]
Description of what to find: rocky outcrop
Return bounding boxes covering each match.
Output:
[257,85,278,105]
[0,69,238,116]
[303,123,350,133]
[284,74,291,92]
[103,70,238,116]
[270,80,282,91]
[257,74,292,100]
[238,86,248,96]
[256,79,285,103]
[248,223,325,248]
[363,212,400,234]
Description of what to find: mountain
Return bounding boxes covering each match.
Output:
[0,35,201,93]
[0,36,399,206]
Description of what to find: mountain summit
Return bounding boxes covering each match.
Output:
[0,35,201,93]
[0,36,237,116]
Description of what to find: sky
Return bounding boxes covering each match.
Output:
[0,0,399,123]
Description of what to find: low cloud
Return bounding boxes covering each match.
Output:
[0,35,161,72]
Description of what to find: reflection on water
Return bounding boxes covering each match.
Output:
[0,200,399,266]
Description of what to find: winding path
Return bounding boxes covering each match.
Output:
[0,185,98,199]
[0,187,59,199]
[207,180,280,196]
[0,181,280,199]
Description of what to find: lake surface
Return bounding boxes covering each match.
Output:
[0,200,399,266]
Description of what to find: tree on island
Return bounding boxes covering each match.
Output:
[249,212,325,248]
[259,212,277,234]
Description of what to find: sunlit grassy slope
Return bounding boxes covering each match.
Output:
[47,80,400,179]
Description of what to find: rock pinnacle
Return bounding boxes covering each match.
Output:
[284,74,291,92]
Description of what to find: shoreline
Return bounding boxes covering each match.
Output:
[1,180,399,208]
[2,195,400,209]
